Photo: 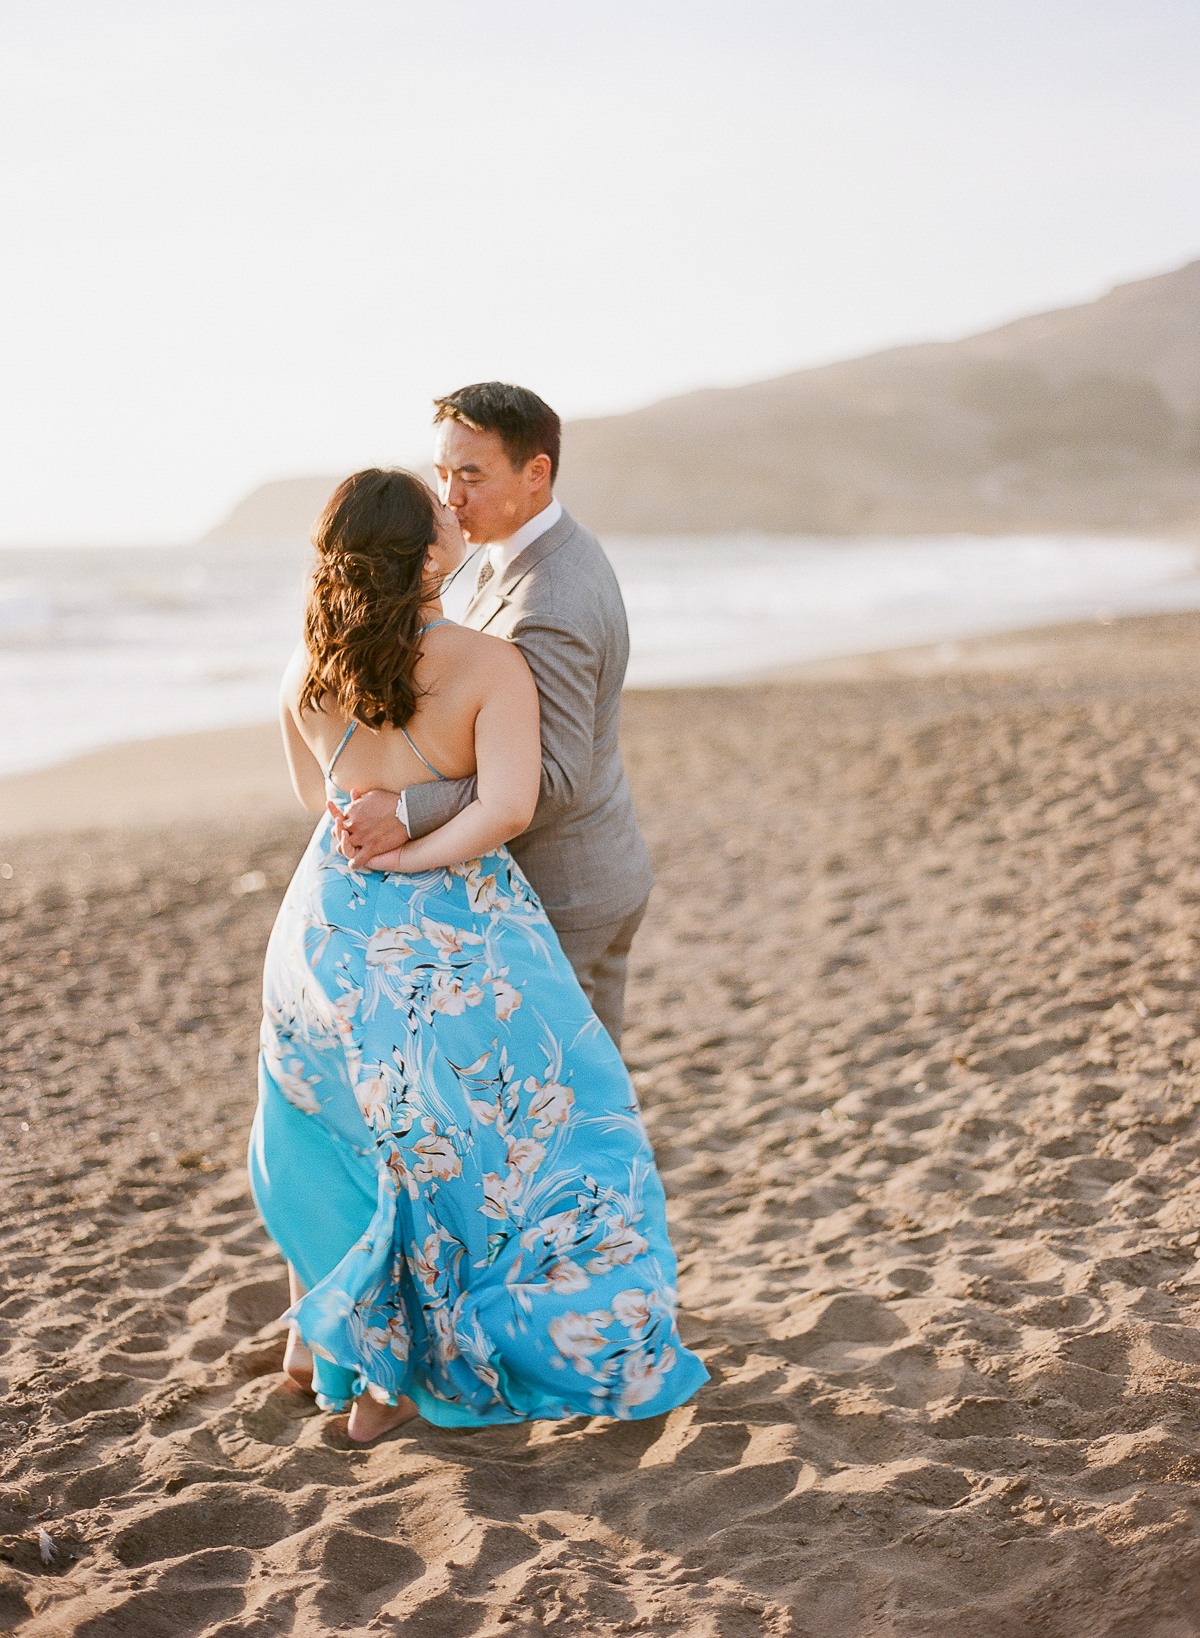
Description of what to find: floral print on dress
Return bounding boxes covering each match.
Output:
[251,817,707,1425]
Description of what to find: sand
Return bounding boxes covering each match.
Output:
[4,611,1200,1635]
[0,723,297,837]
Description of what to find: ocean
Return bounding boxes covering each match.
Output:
[2,533,1199,778]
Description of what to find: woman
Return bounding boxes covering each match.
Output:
[248,468,706,1444]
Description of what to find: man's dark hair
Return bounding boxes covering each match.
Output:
[433,382,561,483]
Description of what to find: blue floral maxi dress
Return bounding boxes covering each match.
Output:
[248,732,707,1424]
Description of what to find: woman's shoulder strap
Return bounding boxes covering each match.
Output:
[325,720,358,780]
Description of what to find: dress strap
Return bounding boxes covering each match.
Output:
[325,721,358,780]
[418,619,453,634]
[400,726,448,782]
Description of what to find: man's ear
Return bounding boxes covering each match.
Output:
[526,453,552,493]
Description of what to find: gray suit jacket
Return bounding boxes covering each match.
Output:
[404,508,653,934]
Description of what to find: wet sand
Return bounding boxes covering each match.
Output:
[4,611,1200,1635]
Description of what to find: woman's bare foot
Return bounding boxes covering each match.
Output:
[283,1325,315,1393]
[284,1264,315,1393]
[346,1392,419,1445]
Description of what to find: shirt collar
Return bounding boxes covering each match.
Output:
[487,497,562,577]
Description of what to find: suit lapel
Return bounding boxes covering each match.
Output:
[470,591,511,632]
[495,510,577,597]
[462,511,579,631]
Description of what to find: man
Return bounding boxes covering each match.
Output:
[338,381,653,1047]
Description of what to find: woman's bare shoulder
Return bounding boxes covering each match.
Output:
[280,641,308,707]
[435,625,529,673]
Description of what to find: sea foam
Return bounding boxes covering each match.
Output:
[1,533,1198,777]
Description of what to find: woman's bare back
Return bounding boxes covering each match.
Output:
[288,622,515,794]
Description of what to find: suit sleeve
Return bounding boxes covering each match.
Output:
[509,612,597,836]
[403,773,478,840]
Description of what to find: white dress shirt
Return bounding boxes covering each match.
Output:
[487,496,562,579]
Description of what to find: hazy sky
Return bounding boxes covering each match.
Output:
[3,0,1199,544]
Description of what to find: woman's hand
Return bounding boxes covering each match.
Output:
[327,799,407,873]
[340,788,409,860]
[364,845,410,873]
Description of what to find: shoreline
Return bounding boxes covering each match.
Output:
[0,721,296,839]
[3,606,1197,842]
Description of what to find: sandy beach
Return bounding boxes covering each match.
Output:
[5,610,1200,1635]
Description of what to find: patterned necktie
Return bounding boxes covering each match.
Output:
[475,557,495,596]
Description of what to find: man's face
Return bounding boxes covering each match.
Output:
[433,420,534,547]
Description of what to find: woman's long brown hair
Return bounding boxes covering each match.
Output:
[299,468,440,730]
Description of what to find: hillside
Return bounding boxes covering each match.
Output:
[201,474,348,547]
[556,259,1200,534]
[204,261,1200,541]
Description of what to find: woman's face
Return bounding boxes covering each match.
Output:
[425,500,468,584]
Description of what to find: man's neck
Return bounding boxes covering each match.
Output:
[487,496,562,575]
[495,493,555,545]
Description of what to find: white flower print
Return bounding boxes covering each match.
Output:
[412,1122,462,1182]
[276,1058,322,1115]
[386,1151,420,1201]
[431,1303,460,1363]
[454,1047,494,1078]
[506,1136,547,1176]
[492,973,522,1021]
[323,848,369,888]
[457,1312,501,1394]
[549,1309,613,1366]
[526,1078,574,1139]
[354,1074,389,1129]
[410,1233,444,1294]
[430,972,485,1015]
[520,1208,581,1254]
[610,1288,653,1338]
[421,917,483,959]
[617,1345,676,1411]
[360,1311,411,1366]
[464,865,505,914]
[467,1096,499,1125]
[482,1162,530,1219]
[480,1173,510,1220]
[362,1324,390,1359]
[545,1260,591,1295]
[332,986,362,1043]
[386,1314,411,1361]
[365,925,420,970]
[587,1216,649,1274]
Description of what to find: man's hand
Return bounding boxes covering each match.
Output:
[334,788,409,867]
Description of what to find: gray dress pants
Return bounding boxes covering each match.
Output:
[554,899,649,1049]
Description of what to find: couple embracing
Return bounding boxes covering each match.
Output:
[249,382,707,1443]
